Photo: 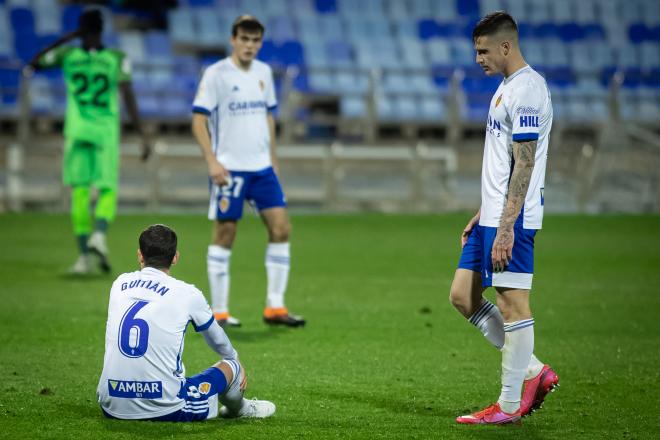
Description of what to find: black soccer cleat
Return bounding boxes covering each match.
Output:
[263,307,306,327]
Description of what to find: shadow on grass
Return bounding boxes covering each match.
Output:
[224,326,293,343]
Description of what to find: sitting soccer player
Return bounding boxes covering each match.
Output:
[96,224,275,421]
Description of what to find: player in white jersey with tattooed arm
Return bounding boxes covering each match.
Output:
[192,15,304,328]
[447,12,559,425]
[96,224,275,421]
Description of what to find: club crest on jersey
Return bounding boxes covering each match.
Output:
[259,80,265,91]
[495,94,502,107]
[220,196,230,213]
[199,382,212,395]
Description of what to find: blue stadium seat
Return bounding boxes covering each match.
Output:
[381,72,408,94]
[551,0,574,23]
[505,0,528,22]
[144,32,173,63]
[258,40,279,65]
[426,39,451,66]
[287,0,317,19]
[392,17,418,39]
[419,96,446,121]
[395,96,418,121]
[268,16,298,42]
[33,0,60,34]
[528,0,552,24]
[193,8,222,46]
[398,38,428,69]
[337,0,385,19]
[340,95,367,118]
[308,71,334,92]
[296,16,322,44]
[385,0,410,18]
[408,73,437,94]
[456,0,479,19]
[29,75,53,115]
[640,42,660,70]
[280,40,305,66]
[450,38,475,67]
[119,32,146,63]
[10,6,34,35]
[185,0,215,6]
[479,0,506,18]
[574,0,597,24]
[417,19,439,40]
[315,0,337,14]
[318,14,344,40]
[60,4,82,33]
[326,40,353,67]
[335,70,368,94]
[168,9,196,45]
[376,94,396,120]
[303,41,329,68]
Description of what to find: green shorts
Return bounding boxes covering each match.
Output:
[63,138,119,189]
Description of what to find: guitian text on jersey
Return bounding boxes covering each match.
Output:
[121,279,170,296]
[519,115,539,128]
[228,100,267,112]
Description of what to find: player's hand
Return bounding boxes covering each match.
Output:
[239,361,247,391]
[491,227,514,273]
[461,214,480,248]
[208,159,230,186]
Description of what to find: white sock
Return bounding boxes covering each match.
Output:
[526,353,544,380]
[265,242,290,309]
[219,359,245,414]
[469,299,505,349]
[498,319,535,414]
[469,301,544,379]
[208,245,231,313]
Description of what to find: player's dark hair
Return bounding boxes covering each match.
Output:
[231,15,265,37]
[472,11,518,42]
[139,224,177,269]
[79,9,104,36]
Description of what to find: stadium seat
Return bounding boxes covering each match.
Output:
[419,96,446,121]
[193,8,222,47]
[144,32,173,63]
[376,93,396,120]
[335,70,368,94]
[479,0,506,18]
[268,16,298,42]
[315,0,338,14]
[33,0,61,34]
[398,38,428,69]
[340,95,367,118]
[10,6,34,36]
[119,32,146,63]
[528,0,552,24]
[426,39,452,66]
[280,40,305,66]
[303,41,329,68]
[395,95,418,121]
[308,71,334,93]
[60,4,82,33]
[168,9,196,45]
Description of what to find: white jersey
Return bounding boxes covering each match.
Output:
[97,267,215,419]
[479,65,552,230]
[192,57,277,172]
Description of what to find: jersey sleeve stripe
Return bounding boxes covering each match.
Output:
[267,104,278,112]
[193,315,215,332]
[192,106,212,115]
[512,132,539,141]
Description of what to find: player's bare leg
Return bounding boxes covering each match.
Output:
[260,207,304,327]
[208,220,241,327]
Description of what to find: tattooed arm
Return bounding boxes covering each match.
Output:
[491,140,537,272]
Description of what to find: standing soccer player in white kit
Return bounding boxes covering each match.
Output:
[191,15,304,328]
[97,224,275,421]
[448,12,559,425]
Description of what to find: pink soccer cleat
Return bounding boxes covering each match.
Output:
[456,403,521,425]
[521,365,559,416]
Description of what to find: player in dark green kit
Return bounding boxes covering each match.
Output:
[27,9,150,274]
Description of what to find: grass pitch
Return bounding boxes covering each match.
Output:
[0,213,658,439]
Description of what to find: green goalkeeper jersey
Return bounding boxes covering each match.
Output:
[40,46,131,144]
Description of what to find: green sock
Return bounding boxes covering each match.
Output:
[94,188,117,228]
[71,186,92,237]
[76,234,89,254]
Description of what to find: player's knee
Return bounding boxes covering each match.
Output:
[269,222,290,242]
[213,222,237,247]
